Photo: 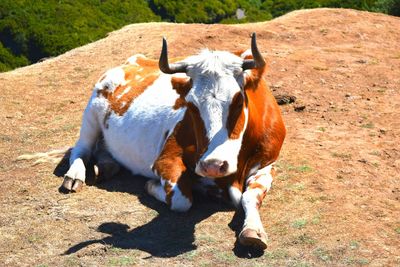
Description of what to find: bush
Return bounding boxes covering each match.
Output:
[371,0,400,15]
[0,42,29,72]
[0,0,159,71]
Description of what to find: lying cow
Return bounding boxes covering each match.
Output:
[62,33,286,249]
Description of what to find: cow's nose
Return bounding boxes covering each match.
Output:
[199,159,229,177]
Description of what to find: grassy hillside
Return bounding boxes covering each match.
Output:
[1,0,399,71]
[1,8,399,266]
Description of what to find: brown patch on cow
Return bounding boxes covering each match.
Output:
[232,50,254,60]
[256,190,267,209]
[152,100,210,207]
[241,66,286,168]
[173,98,186,110]
[171,77,191,110]
[97,63,160,119]
[186,102,209,156]
[152,105,208,207]
[270,166,276,178]
[136,57,158,68]
[247,179,268,209]
[227,92,246,139]
[152,127,192,206]
[248,180,267,191]
[171,77,192,97]
[232,50,246,57]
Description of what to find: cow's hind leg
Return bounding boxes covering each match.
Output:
[239,164,274,250]
[93,137,120,182]
[62,106,100,193]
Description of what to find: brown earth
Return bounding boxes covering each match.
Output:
[0,8,399,266]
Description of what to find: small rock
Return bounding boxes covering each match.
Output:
[294,105,306,112]
[356,59,368,64]
[275,94,296,105]
[379,128,387,134]
[345,94,361,101]
[358,159,367,164]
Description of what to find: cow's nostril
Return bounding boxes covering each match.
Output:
[219,161,229,173]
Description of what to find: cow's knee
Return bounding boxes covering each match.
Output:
[93,143,120,181]
[170,187,192,212]
[145,179,192,212]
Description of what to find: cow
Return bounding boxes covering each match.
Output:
[62,33,286,249]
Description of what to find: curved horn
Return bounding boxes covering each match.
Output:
[242,33,266,70]
[159,37,187,74]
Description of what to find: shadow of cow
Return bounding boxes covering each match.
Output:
[54,150,264,258]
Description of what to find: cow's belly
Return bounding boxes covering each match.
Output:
[100,75,186,179]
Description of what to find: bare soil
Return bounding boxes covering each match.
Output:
[0,8,399,266]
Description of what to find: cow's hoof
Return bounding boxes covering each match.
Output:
[61,177,74,192]
[71,180,84,193]
[95,162,120,182]
[238,228,268,250]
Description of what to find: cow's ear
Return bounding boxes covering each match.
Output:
[171,77,192,97]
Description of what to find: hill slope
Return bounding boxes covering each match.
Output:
[0,8,399,266]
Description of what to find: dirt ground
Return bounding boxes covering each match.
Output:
[0,8,399,266]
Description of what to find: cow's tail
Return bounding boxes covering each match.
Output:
[17,147,71,166]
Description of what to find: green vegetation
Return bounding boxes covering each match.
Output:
[292,218,307,229]
[1,0,399,71]
[0,0,159,71]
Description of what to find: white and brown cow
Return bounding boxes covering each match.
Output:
[62,33,286,249]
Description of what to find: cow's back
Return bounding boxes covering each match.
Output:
[88,55,187,178]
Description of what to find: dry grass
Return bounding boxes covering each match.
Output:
[1,8,400,267]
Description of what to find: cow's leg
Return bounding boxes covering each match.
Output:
[62,106,100,193]
[238,164,274,250]
[93,137,120,181]
[145,133,193,212]
[145,173,192,212]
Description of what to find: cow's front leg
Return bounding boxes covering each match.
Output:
[62,107,100,193]
[145,172,192,212]
[146,132,193,212]
[239,164,274,250]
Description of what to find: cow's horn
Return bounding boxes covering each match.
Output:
[159,37,187,74]
[242,33,266,70]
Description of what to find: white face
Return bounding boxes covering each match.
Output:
[183,50,249,177]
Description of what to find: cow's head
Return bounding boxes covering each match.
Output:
[159,33,265,178]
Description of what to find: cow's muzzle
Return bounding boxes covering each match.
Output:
[196,159,229,178]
